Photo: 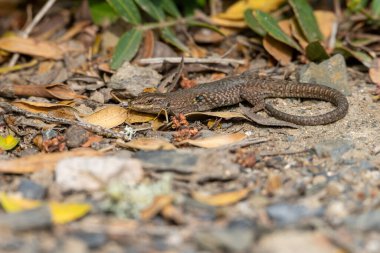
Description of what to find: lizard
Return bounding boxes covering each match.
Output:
[129,71,349,126]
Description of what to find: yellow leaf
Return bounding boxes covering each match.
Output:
[50,202,91,224]
[0,193,91,224]
[0,135,19,150]
[217,0,286,20]
[0,192,41,212]
[192,188,251,206]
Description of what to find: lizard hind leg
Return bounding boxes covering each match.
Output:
[241,94,266,112]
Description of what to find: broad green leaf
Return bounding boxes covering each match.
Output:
[134,0,165,21]
[111,28,143,69]
[106,0,141,25]
[89,0,118,25]
[347,0,368,12]
[160,28,189,52]
[371,0,380,16]
[0,135,19,150]
[254,10,301,51]
[187,20,224,35]
[244,9,266,37]
[305,41,329,62]
[288,0,323,42]
[158,0,181,18]
[334,44,373,68]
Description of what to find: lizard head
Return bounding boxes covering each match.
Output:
[129,93,170,114]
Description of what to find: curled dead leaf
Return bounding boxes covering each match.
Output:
[117,137,176,151]
[192,187,251,206]
[82,106,128,129]
[179,132,247,148]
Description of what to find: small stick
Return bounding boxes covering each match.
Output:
[0,102,131,141]
[9,0,57,67]
[137,57,246,66]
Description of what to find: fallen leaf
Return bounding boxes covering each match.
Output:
[0,59,38,75]
[217,0,285,20]
[140,195,173,221]
[314,10,337,41]
[179,132,247,148]
[125,109,157,124]
[0,193,91,225]
[0,135,19,150]
[82,106,128,128]
[192,188,251,206]
[0,149,100,174]
[210,16,247,28]
[263,35,293,65]
[12,100,78,120]
[370,58,380,84]
[49,202,91,224]
[0,36,63,59]
[117,137,176,151]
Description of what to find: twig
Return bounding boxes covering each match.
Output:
[137,57,246,66]
[9,0,57,67]
[0,102,131,141]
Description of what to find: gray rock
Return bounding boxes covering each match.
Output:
[108,62,162,96]
[195,228,254,252]
[0,206,51,231]
[314,139,353,162]
[346,210,380,231]
[18,179,46,200]
[267,203,323,225]
[134,150,198,173]
[299,54,351,95]
[73,232,107,249]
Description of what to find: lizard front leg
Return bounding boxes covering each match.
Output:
[241,93,266,112]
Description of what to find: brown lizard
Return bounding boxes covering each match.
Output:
[129,71,349,126]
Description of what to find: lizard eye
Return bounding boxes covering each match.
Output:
[195,95,205,103]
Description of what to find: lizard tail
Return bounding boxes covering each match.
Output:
[264,83,349,126]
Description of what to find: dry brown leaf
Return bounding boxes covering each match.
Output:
[117,137,176,151]
[45,84,86,100]
[82,106,128,129]
[0,36,63,59]
[0,149,100,174]
[140,195,173,221]
[369,58,380,84]
[289,18,309,49]
[12,100,79,120]
[13,83,84,100]
[179,132,247,148]
[192,188,251,206]
[314,10,337,41]
[266,172,282,195]
[125,109,157,124]
[56,20,91,42]
[185,111,247,120]
[263,35,293,65]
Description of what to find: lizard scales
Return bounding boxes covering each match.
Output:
[130,71,349,126]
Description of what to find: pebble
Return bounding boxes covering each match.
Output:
[65,125,89,148]
[314,139,353,162]
[18,179,46,200]
[266,203,323,225]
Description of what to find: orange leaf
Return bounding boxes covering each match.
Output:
[0,36,63,59]
[192,188,251,206]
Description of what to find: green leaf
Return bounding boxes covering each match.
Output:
[187,20,224,35]
[0,135,19,151]
[160,28,189,52]
[244,9,266,37]
[288,0,323,42]
[371,0,380,16]
[347,0,368,12]
[158,0,181,18]
[111,28,143,69]
[89,0,118,25]
[134,0,165,21]
[305,41,329,62]
[254,10,302,52]
[106,0,141,25]
[334,44,373,68]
